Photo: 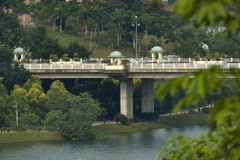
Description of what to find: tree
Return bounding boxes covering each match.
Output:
[60,94,100,140]
[0,78,8,133]
[10,85,27,126]
[46,80,73,113]
[45,110,65,131]
[20,112,40,130]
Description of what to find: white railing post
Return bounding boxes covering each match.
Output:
[71,63,73,69]
[152,62,153,69]
[206,62,208,68]
[103,63,105,69]
[29,59,32,69]
[130,63,132,69]
[141,62,143,69]
[194,62,197,69]
[82,64,84,69]
[184,63,186,69]
[189,58,191,63]
[227,63,230,68]
[163,63,165,69]
[50,63,52,69]
[61,63,63,69]
[80,58,82,64]
[231,57,233,62]
[173,63,175,69]
[39,58,42,69]
[92,64,94,69]
[238,63,240,69]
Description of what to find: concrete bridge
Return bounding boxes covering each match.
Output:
[20,57,240,119]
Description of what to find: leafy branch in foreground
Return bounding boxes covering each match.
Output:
[156,67,240,160]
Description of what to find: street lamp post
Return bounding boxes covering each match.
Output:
[133,16,140,59]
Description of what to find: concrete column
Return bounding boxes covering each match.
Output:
[120,79,133,119]
[158,52,162,62]
[14,53,18,61]
[141,78,154,113]
[152,53,156,62]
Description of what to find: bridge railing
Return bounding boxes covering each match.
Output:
[23,61,240,70]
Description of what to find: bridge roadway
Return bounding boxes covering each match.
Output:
[23,62,239,118]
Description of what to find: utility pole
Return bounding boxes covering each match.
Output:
[133,16,140,59]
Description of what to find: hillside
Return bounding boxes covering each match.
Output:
[47,27,174,58]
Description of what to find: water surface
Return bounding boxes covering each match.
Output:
[0,125,208,160]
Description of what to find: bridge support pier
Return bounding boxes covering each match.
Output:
[141,78,154,113]
[120,79,133,119]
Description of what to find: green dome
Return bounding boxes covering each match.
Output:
[13,47,26,54]
[108,51,125,58]
[150,46,165,53]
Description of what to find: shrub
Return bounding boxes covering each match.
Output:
[202,107,211,114]
[204,53,212,61]
[114,113,129,125]
[7,128,11,133]
[192,52,200,61]
[2,127,6,132]
[49,54,58,62]
[62,54,70,61]
[73,52,80,61]
[214,52,221,61]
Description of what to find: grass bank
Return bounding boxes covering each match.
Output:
[0,132,62,144]
[93,113,209,139]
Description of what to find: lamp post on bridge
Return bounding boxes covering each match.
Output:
[132,16,140,59]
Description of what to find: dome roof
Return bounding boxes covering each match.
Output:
[13,47,26,54]
[150,46,165,53]
[108,51,125,58]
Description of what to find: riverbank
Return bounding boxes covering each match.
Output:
[92,113,209,139]
[0,132,62,144]
[0,113,209,144]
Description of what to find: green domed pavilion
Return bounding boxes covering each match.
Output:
[13,47,26,61]
[149,46,165,63]
[108,51,125,65]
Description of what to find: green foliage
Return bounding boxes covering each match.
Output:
[62,54,70,61]
[45,110,64,131]
[20,113,40,129]
[202,107,211,114]
[156,66,240,159]
[173,0,240,36]
[60,95,100,140]
[49,54,58,62]
[46,80,72,112]
[114,113,129,125]
[214,52,221,61]
[192,52,200,61]
[204,53,212,61]
[73,52,80,61]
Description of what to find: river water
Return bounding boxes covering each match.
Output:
[0,125,208,160]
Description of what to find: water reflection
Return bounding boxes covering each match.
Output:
[0,125,208,160]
